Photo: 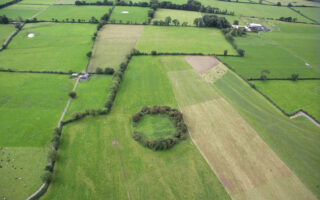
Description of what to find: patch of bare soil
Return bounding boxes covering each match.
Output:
[184,56,220,73]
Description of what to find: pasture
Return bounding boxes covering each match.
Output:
[163,56,316,199]
[251,80,320,121]
[37,5,112,22]
[153,9,244,26]
[110,6,149,24]
[89,24,144,71]
[136,26,237,55]
[0,4,46,21]
[218,22,320,79]
[134,115,177,140]
[0,72,73,199]
[19,0,56,4]
[43,56,230,200]
[0,24,15,43]
[64,75,112,120]
[0,23,96,72]
[293,7,320,23]
[157,0,311,22]
[213,70,320,199]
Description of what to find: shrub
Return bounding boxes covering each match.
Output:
[292,73,299,81]
[224,50,228,56]
[69,91,76,99]
[86,51,92,58]
[96,67,103,74]
[47,149,57,163]
[41,171,52,183]
[104,67,114,74]
[237,49,245,57]
[151,50,157,55]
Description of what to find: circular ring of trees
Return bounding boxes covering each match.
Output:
[132,106,188,151]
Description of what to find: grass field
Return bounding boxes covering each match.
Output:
[0,23,96,72]
[64,75,112,120]
[134,115,177,140]
[0,24,15,44]
[294,7,320,23]
[37,5,112,22]
[0,72,73,199]
[19,0,56,4]
[251,80,320,121]
[0,4,46,21]
[157,0,311,22]
[110,6,149,24]
[153,9,244,26]
[219,22,320,79]
[43,56,230,200]
[213,70,320,199]
[0,73,73,146]
[264,0,320,6]
[136,26,237,55]
[89,24,144,71]
[162,56,316,199]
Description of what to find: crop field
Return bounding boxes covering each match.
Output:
[219,22,320,79]
[0,72,73,199]
[136,26,237,55]
[0,23,96,72]
[294,7,320,23]
[43,56,230,200]
[0,4,46,21]
[64,75,112,120]
[251,80,320,121]
[153,9,244,26]
[89,24,144,71]
[213,71,320,199]
[0,24,15,43]
[110,6,149,24]
[37,5,112,22]
[162,56,316,199]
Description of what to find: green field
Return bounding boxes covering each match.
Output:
[294,7,320,23]
[89,24,144,71]
[37,5,112,22]
[0,0,13,6]
[0,24,15,44]
[64,75,112,120]
[19,0,56,4]
[0,4,46,21]
[212,70,320,198]
[0,23,96,72]
[43,56,230,199]
[110,6,149,24]
[0,72,73,199]
[136,26,237,55]
[134,115,177,140]
[153,9,244,26]
[158,0,312,22]
[251,80,320,121]
[219,22,320,79]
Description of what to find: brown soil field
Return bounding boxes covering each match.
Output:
[184,56,220,73]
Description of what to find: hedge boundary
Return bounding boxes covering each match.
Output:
[132,106,188,151]
[0,23,24,52]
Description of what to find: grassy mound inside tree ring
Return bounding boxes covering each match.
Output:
[132,106,188,151]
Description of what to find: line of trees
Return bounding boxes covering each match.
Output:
[194,14,231,28]
[279,16,297,22]
[132,106,188,151]
[0,15,9,24]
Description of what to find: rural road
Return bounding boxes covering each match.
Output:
[290,110,320,127]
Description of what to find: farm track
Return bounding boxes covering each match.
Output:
[290,110,320,127]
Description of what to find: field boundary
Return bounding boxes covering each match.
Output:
[0,0,22,9]
[0,23,24,51]
[215,56,320,126]
[248,77,320,80]
[289,7,320,24]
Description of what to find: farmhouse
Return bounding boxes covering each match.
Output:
[79,73,90,81]
[248,23,271,32]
